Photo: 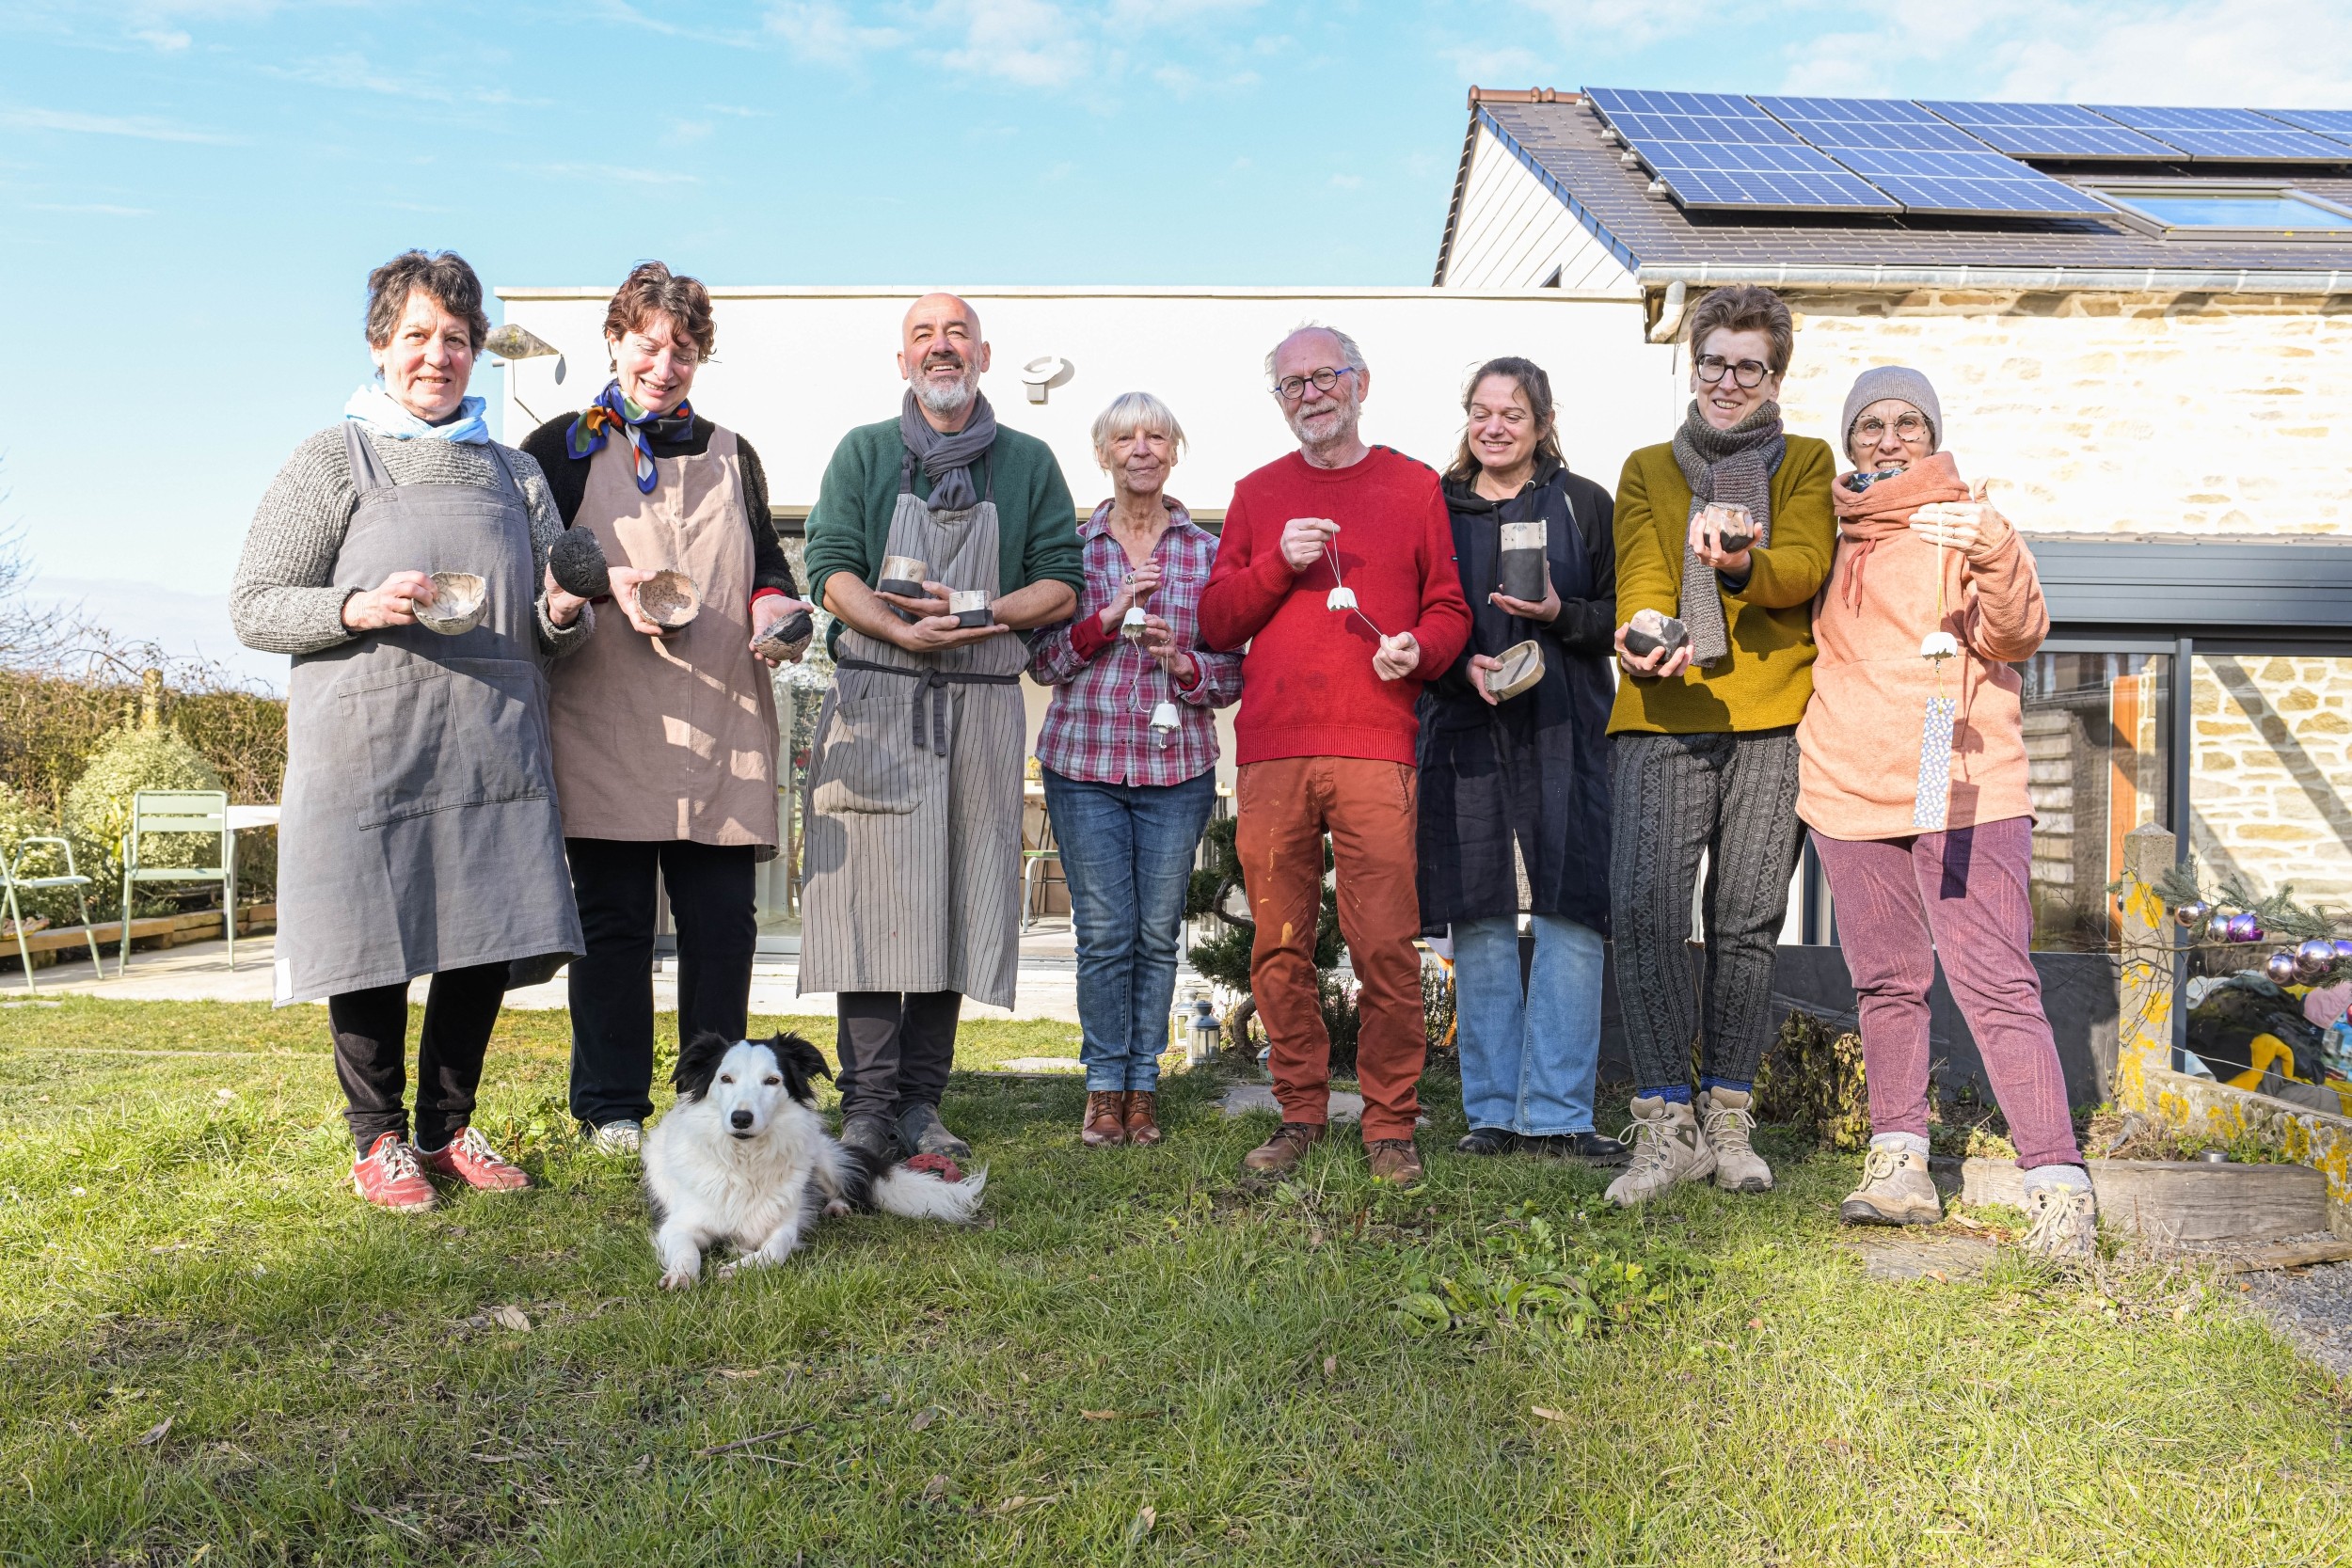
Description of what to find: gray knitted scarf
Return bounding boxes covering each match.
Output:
[1669,398,1785,668]
[899,388,999,514]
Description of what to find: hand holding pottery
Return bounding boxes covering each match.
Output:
[1689,504,1754,575]
[1279,516,1338,572]
[342,569,437,631]
[893,611,1008,653]
[1617,609,1692,677]
[749,595,814,665]
[879,578,956,620]
[1488,567,1561,626]
[1372,630,1420,683]
[414,572,487,636]
[542,564,587,628]
[1909,483,2006,563]
[548,528,612,599]
[606,567,667,638]
[1099,560,1164,634]
[1467,653,1504,706]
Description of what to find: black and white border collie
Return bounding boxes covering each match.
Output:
[643,1032,988,1290]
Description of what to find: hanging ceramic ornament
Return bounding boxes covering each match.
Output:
[1121,606,1150,641]
[1910,531,1961,832]
[1149,698,1182,735]
[1327,585,1358,611]
[1321,538,1385,637]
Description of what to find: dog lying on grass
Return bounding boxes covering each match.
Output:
[644,1032,988,1289]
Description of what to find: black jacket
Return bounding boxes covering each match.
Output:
[1415,456,1616,935]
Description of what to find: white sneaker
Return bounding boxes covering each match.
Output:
[1840,1146,1942,1226]
[2022,1183,2099,1264]
[1604,1096,1716,1208]
[1700,1086,1773,1194]
[585,1119,644,1158]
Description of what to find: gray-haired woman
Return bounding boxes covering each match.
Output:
[231,249,588,1212]
[1027,392,1241,1148]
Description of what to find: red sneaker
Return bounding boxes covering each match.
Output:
[418,1126,532,1193]
[353,1132,436,1212]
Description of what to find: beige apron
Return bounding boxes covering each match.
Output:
[796,463,1026,1008]
[546,428,779,847]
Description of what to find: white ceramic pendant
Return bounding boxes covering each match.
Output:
[1121,606,1149,641]
[1327,586,1357,611]
[1149,699,1182,734]
[1919,630,1960,662]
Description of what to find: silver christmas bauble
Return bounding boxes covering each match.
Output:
[2265,950,2302,985]
[2297,938,2338,977]
[2174,900,2211,928]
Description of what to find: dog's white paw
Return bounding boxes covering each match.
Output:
[822,1198,850,1218]
[659,1268,698,1291]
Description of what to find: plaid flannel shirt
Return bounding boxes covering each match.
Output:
[1028,500,1240,786]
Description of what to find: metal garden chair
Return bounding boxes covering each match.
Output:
[4,835,104,996]
[119,789,234,975]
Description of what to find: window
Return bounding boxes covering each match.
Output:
[2089,183,2352,239]
[2020,652,2172,953]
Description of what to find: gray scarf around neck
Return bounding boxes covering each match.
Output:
[899,388,1000,514]
[1669,399,1786,668]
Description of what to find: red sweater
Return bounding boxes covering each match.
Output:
[1200,447,1471,767]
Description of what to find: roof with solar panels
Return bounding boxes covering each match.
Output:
[1435,87,2352,284]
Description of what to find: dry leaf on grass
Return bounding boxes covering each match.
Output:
[134,1418,173,1447]
[911,1408,937,1431]
[490,1306,531,1332]
[1081,1410,1119,1421]
[1128,1505,1157,1544]
[922,1474,949,1503]
[1530,1407,1567,1423]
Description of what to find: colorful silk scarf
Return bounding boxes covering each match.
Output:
[564,379,696,494]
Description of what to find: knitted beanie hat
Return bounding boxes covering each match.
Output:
[1840,366,1943,452]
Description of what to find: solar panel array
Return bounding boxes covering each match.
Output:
[1582,87,2352,217]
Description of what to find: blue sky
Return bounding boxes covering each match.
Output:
[2,0,2345,682]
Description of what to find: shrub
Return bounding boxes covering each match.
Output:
[1754,1009,1871,1151]
[65,724,225,917]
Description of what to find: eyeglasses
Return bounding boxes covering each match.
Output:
[1272,366,1359,402]
[1853,413,1932,444]
[1694,355,1771,389]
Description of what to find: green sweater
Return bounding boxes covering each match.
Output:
[1608,435,1836,736]
[803,418,1083,656]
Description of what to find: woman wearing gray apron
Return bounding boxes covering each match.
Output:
[230,250,588,1213]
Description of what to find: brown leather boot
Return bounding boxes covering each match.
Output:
[1081,1091,1128,1148]
[1367,1138,1424,1185]
[1122,1090,1162,1147]
[1241,1120,1323,1175]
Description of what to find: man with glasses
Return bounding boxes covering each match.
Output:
[1199,324,1472,1184]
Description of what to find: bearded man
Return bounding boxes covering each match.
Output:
[799,293,1081,1162]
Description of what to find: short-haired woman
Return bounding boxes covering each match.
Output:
[1605,283,1836,1207]
[231,249,588,1211]
[519,261,815,1157]
[1028,393,1240,1148]
[1801,367,2097,1260]
[1418,357,1625,1166]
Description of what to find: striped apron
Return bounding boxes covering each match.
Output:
[796,464,1026,1008]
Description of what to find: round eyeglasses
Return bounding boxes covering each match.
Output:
[1694,355,1771,389]
[1272,366,1359,402]
[1852,413,1932,445]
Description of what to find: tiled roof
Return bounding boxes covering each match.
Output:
[1466,96,2352,280]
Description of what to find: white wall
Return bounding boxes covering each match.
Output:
[1440,126,1640,294]
[493,286,1674,513]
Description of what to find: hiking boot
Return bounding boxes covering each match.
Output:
[1122,1090,1163,1148]
[1082,1091,1128,1149]
[1700,1086,1773,1194]
[1604,1096,1715,1208]
[352,1132,435,1212]
[2022,1182,2099,1265]
[584,1119,643,1158]
[1529,1131,1629,1166]
[896,1102,972,1162]
[1840,1145,1942,1226]
[839,1113,902,1163]
[1454,1127,1518,1157]
[418,1126,532,1193]
[1241,1120,1323,1176]
[1367,1138,1424,1185]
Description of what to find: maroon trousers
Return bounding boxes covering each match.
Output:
[1236,756,1426,1141]
[1810,816,2083,1169]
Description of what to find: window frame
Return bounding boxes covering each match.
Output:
[2083,180,2352,242]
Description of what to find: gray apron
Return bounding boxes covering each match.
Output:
[797,458,1027,1008]
[272,423,583,1005]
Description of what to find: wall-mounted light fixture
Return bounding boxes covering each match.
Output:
[486,324,566,385]
[1021,355,1073,404]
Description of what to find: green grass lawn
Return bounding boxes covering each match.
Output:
[2,998,2346,1566]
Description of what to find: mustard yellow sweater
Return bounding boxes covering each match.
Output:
[1608,436,1837,736]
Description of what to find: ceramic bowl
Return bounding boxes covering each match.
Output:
[415,571,486,636]
[638,570,701,631]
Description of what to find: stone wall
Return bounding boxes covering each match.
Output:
[1774,290,2352,914]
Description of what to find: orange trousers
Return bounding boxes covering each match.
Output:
[1235,755,1427,1141]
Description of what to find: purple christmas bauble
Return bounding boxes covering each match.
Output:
[2265,950,2302,985]
[2334,939,2352,960]
[2228,912,2264,942]
[2296,938,2338,977]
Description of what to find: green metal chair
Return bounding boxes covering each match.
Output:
[119,790,234,975]
[4,836,104,996]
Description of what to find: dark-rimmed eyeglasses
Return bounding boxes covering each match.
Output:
[1272,366,1359,402]
[1852,413,1932,445]
[1695,355,1771,389]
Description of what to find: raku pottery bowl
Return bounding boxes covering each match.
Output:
[948,590,993,629]
[1622,610,1690,662]
[415,572,486,636]
[1488,638,1546,701]
[1704,501,1755,554]
[638,570,701,631]
[753,608,814,661]
[1497,518,1549,602]
[878,555,929,599]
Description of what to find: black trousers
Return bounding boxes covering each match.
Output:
[329,962,508,1152]
[834,990,961,1122]
[566,837,757,1128]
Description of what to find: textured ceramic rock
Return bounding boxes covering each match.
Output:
[547,530,611,599]
[1622,609,1689,661]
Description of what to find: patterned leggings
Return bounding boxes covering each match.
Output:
[1609,728,1805,1092]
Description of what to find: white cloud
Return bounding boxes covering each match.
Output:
[1328,172,1364,189]
[524,162,704,187]
[936,0,1092,89]
[0,104,243,143]
[765,0,904,64]
[1988,1,2352,106]
[1507,0,1722,51]
[132,27,190,50]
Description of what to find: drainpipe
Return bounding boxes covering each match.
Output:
[1645,279,1688,343]
[2170,636,2196,1069]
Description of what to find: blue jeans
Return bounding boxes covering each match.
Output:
[1041,767,1219,1093]
[1453,913,1605,1135]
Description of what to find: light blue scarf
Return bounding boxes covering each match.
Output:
[343,380,491,445]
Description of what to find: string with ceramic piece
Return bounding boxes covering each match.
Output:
[1912,506,1960,832]
[1322,538,1388,640]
